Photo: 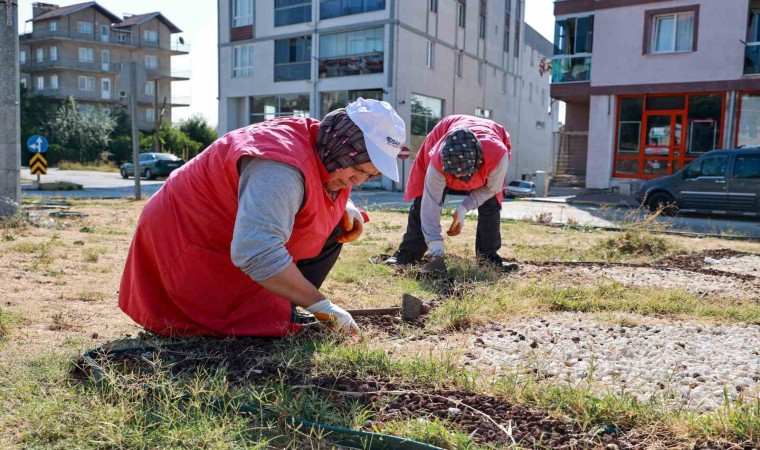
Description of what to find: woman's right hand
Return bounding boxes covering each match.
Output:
[306,299,360,334]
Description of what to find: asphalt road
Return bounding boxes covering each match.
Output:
[21,168,760,238]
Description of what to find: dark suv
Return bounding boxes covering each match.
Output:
[636,147,760,216]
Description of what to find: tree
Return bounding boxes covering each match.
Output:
[19,84,55,162]
[45,96,115,163]
[158,124,201,160]
[179,114,217,154]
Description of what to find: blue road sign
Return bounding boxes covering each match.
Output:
[27,135,49,153]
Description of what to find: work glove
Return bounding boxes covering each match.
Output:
[447,204,468,237]
[306,299,360,335]
[427,240,445,258]
[337,200,368,244]
[423,241,447,276]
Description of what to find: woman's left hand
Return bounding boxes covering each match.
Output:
[337,200,366,243]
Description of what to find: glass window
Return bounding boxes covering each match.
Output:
[35,76,44,91]
[78,48,94,63]
[275,36,312,81]
[320,89,383,118]
[429,0,437,13]
[685,155,727,178]
[233,45,254,77]
[49,21,57,32]
[35,48,44,62]
[455,52,463,77]
[410,93,443,137]
[275,0,312,26]
[143,30,158,42]
[49,46,57,61]
[457,0,466,27]
[617,97,643,155]
[146,108,155,122]
[425,41,433,68]
[652,12,694,53]
[734,155,760,179]
[503,0,511,52]
[250,93,310,123]
[19,50,26,64]
[475,108,492,118]
[78,76,95,91]
[737,93,760,147]
[320,0,385,20]
[318,28,384,78]
[50,74,58,89]
[748,9,760,43]
[554,15,593,56]
[686,94,722,156]
[615,159,640,176]
[232,0,254,27]
[77,22,93,34]
[646,95,685,110]
[144,55,158,69]
[145,81,155,96]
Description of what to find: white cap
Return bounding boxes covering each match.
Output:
[345,98,406,182]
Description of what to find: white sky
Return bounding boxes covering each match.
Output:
[19,0,555,128]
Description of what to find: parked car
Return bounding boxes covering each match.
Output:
[636,147,760,216]
[504,180,536,198]
[120,153,185,180]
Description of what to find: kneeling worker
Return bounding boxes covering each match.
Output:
[386,115,516,272]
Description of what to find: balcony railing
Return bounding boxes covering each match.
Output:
[317,53,384,78]
[143,66,191,80]
[170,96,191,106]
[745,43,760,75]
[551,55,592,83]
[274,62,311,82]
[20,29,187,52]
[33,86,114,102]
[21,57,118,73]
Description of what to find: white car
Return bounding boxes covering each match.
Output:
[504,180,536,198]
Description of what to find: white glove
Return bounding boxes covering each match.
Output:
[306,299,359,334]
[427,240,445,258]
[337,199,365,244]
[447,204,468,236]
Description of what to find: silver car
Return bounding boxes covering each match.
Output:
[504,180,536,198]
[636,147,760,216]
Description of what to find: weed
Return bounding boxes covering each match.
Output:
[383,418,483,449]
[57,160,119,172]
[532,211,554,224]
[0,306,6,338]
[3,233,16,241]
[599,228,671,257]
[79,226,95,233]
[84,248,100,263]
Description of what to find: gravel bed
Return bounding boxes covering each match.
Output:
[701,254,760,278]
[465,313,760,410]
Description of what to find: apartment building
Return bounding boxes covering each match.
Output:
[217,0,557,191]
[19,2,189,131]
[551,0,760,191]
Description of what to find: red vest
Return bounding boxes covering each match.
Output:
[405,115,511,203]
[119,117,349,337]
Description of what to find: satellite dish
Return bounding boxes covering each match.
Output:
[178,36,185,44]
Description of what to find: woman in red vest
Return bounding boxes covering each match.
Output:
[385,115,516,272]
[119,98,406,337]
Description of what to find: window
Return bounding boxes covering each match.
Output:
[19,50,25,64]
[146,108,156,123]
[116,33,128,43]
[319,27,384,78]
[478,0,486,39]
[78,47,94,63]
[49,21,57,32]
[514,0,521,57]
[78,76,95,91]
[233,44,254,77]
[455,52,463,78]
[686,94,722,156]
[457,0,466,28]
[475,108,492,118]
[501,72,507,93]
[429,0,437,13]
[275,0,311,26]
[685,155,726,178]
[737,93,760,147]
[35,48,44,62]
[20,78,27,88]
[250,93,309,123]
[275,36,312,81]
[321,89,383,117]
[35,76,44,91]
[652,12,695,53]
[410,93,443,137]
[320,0,385,20]
[232,0,254,27]
[145,81,155,96]
[503,0,511,52]
[735,155,760,179]
[477,62,484,84]
[143,30,158,42]
[552,15,593,82]
[425,41,433,68]
[746,9,760,74]
[49,46,57,61]
[50,74,58,89]
[529,82,533,102]
[144,55,158,69]
[77,21,93,34]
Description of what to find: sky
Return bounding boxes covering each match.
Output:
[19,0,555,128]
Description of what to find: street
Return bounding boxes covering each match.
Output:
[21,168,760,238]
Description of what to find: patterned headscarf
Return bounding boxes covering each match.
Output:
[441,127,483,182]
[316,108,371,173]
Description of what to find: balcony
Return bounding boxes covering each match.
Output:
[21,57,117,74]
[143,66,191,80]
[744,43,760,75]
[317,53,384,79]
[20,29,138,46]
[32,86,116,102]
[140,39,191,54]
[274,62,311,82]
[551,55,591,83]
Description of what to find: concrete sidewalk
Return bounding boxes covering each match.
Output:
[525,187,639,209]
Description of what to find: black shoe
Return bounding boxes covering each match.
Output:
[384,250,421,266]
[478,254,519,273]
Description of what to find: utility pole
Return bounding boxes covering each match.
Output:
[152,77,161,152]
[0,0,20,217]
[130,62,141,200]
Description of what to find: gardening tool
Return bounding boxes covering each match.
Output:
[346,294,426,322]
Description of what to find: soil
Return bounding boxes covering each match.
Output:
[72,337,753,450]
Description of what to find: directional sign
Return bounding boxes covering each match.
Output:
[27,135,49,153]
[30,153,48,175]
[397,146,411,160]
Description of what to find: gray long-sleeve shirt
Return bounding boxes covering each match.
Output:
[420,152,509,244]
[230,157,305,282]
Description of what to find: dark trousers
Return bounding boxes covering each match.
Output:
[291,224,344,321]
[397,191,502,262]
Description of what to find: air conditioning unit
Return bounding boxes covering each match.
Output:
[118,91,127,101]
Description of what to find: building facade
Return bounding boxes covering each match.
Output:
[551,0,760,191]
[19,2,190,131]
[217,0,556,191]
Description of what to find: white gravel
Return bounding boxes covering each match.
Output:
[465,313,760,410]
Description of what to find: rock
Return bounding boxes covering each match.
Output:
[447,407,461,415]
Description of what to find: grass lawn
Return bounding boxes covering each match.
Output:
[0,199,758,448]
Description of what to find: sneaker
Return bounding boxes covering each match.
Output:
[384,250,421,266]
[478,254,519,273]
